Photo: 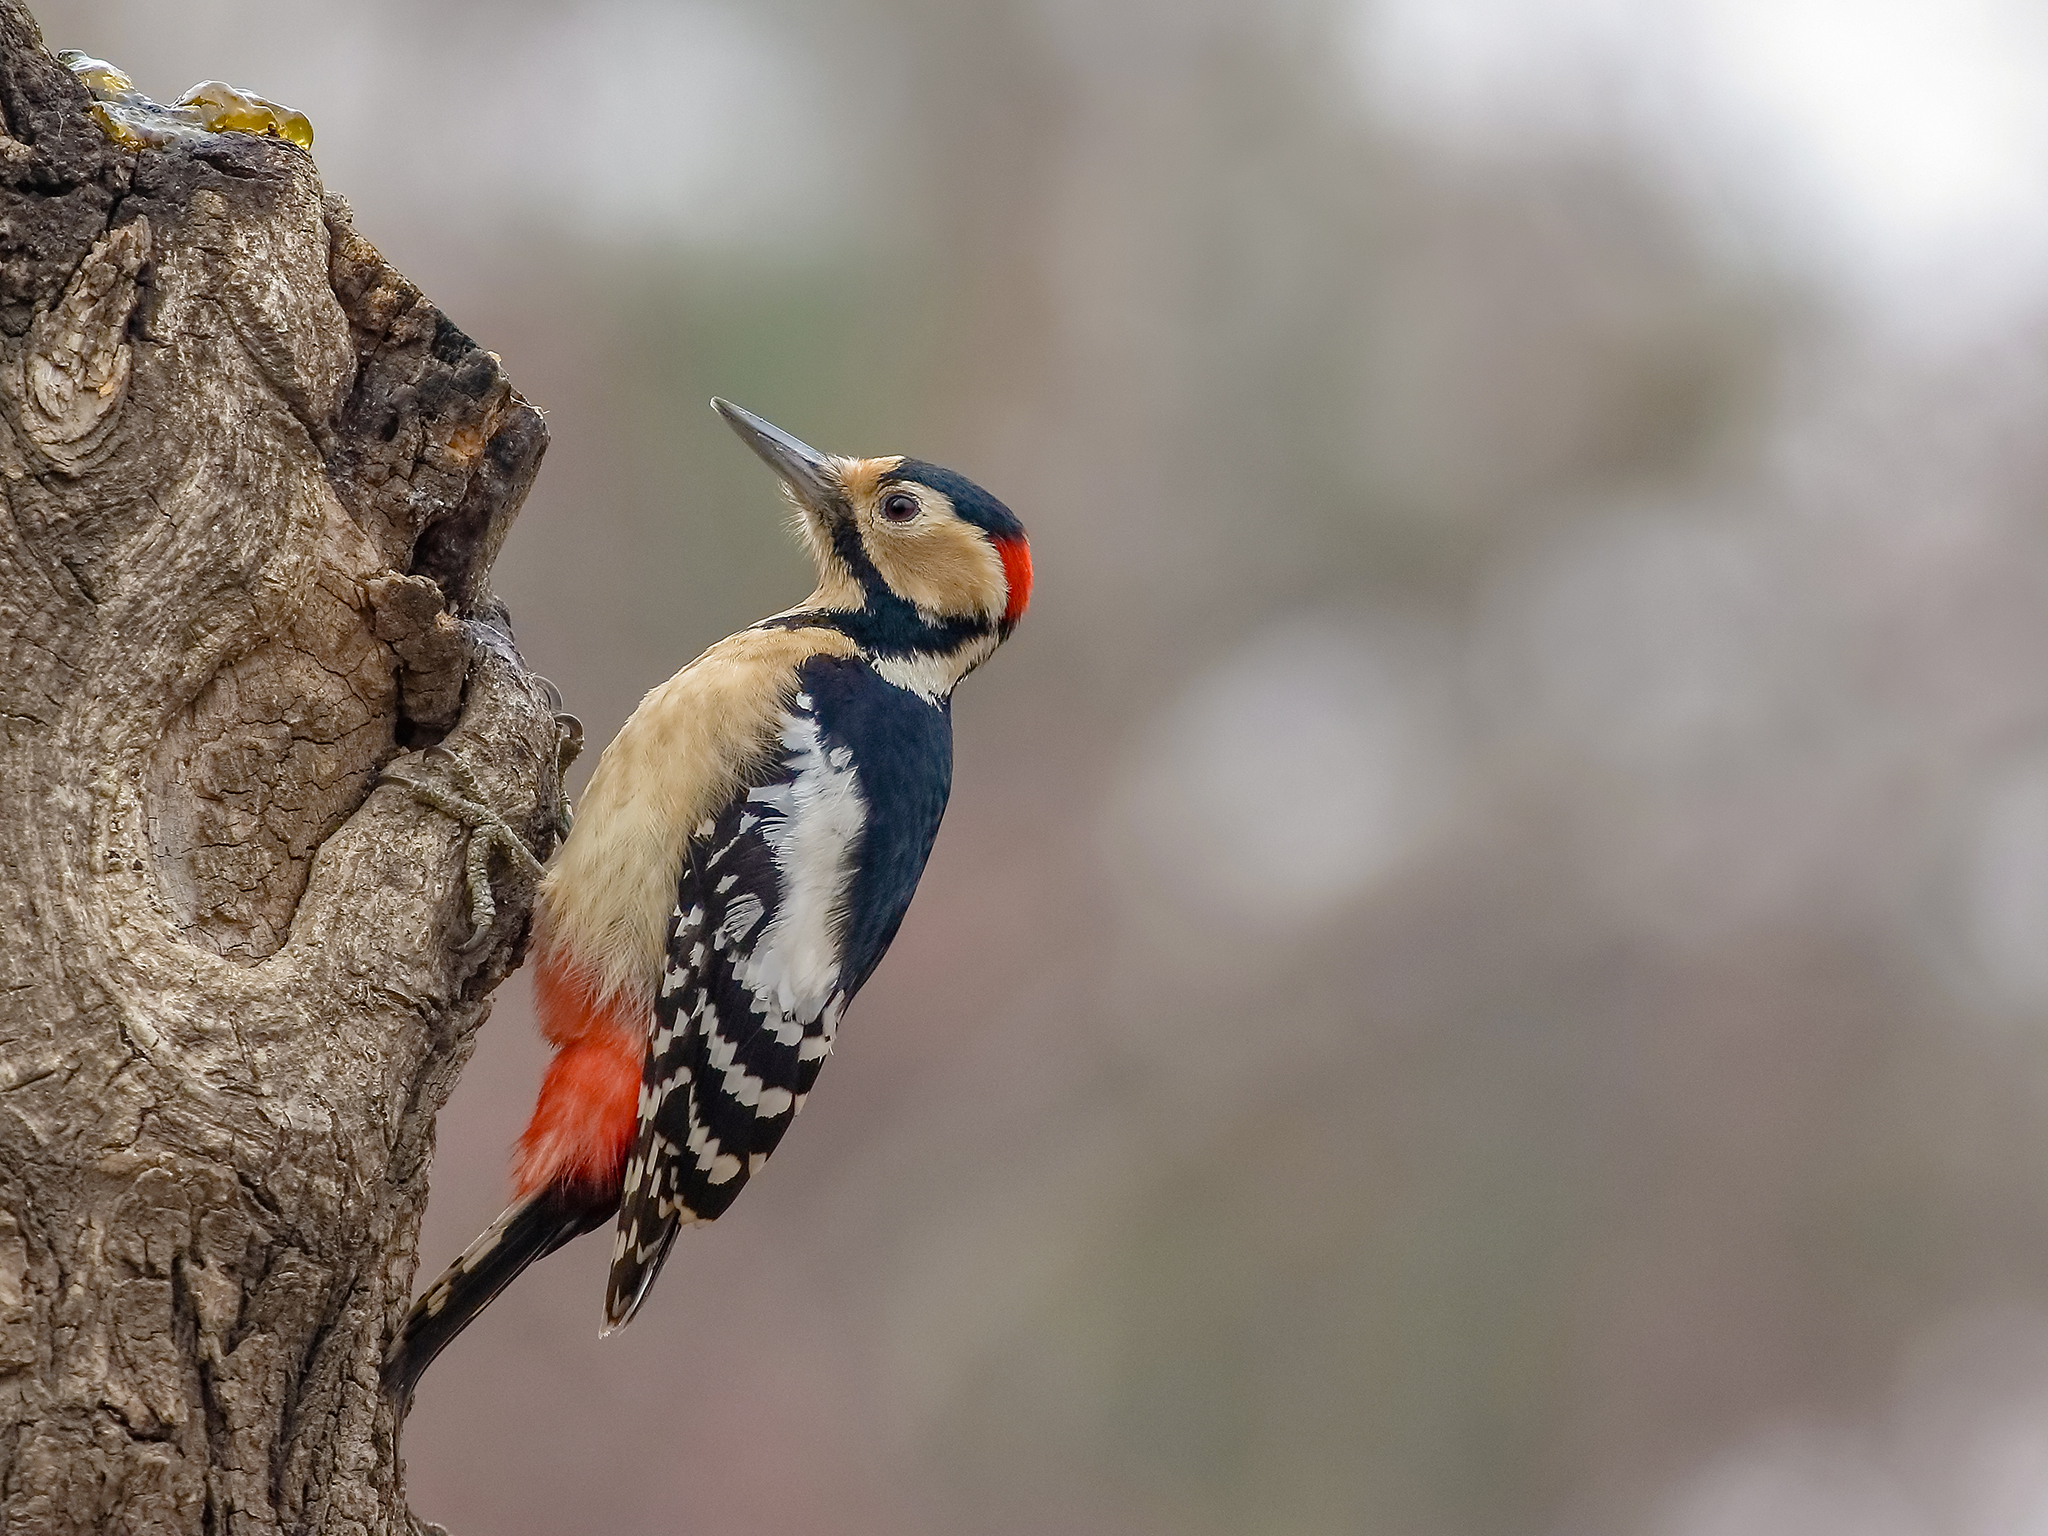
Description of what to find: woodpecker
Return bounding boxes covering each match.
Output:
[385,400,1031,1397]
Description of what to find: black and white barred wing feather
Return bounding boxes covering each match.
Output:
[605,707,859,1329]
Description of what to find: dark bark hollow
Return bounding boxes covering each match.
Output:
[0,6,560,1532]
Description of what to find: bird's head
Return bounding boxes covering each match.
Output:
[713,400,1032,672]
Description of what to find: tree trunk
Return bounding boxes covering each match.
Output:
[0,6,562,1532]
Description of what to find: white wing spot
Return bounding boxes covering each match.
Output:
[720,893,765,946]
[722,1062,766,1107]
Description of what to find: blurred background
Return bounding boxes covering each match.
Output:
[40,0,2048,1531]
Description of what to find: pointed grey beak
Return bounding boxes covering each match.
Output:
[711,398,839,512]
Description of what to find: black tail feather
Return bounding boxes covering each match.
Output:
[384,1185,615,1402]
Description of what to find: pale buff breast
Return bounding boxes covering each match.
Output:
[532,624,859,1021]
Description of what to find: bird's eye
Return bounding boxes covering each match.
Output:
[880,491,920,523]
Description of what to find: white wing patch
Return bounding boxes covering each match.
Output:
[731,708,867,1022]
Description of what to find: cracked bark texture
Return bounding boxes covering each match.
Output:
[0,5,561,1532]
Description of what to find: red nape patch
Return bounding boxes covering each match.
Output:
[996,534,1032,630]
[513,1028,641,1198]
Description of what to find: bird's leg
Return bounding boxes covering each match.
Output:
[380,746,548,955]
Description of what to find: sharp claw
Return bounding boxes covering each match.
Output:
[553,712,584,770]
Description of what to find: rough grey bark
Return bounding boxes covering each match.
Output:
[0,5,563,1532]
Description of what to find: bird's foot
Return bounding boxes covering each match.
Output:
[381,747,546,955]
